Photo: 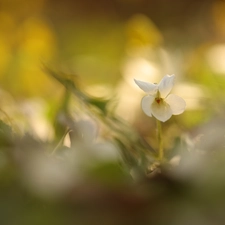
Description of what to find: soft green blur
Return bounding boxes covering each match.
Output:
[1,0,225,224]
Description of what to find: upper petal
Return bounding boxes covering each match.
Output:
[165,94,186,115]
[141,95,155,117]
[134,79,157,95]
[151,100,172,122]
[158,74,175,98]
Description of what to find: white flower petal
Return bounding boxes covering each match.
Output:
[134,79,157,95]
[158,74,175,98]
[141,95,155,117]
[165,94,186,115]
[151,100,172,122]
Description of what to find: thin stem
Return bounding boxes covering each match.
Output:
[156,119,164,160]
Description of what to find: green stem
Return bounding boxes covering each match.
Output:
[156,119,163,160]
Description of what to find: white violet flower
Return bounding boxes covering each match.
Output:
[134,74,186,122]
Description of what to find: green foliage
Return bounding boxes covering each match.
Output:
[2,1,225,224]
[1,65,225,225]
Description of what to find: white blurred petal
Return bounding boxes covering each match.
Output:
[151,100,172,122]
[141,95,154,117]
[76,119,98,143]
[23,152,74,199]
[134,79,157,94]
[158,74,175,98]
[166,94,186,115]
[92,142,120,162]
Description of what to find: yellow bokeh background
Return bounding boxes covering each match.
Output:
[0,0,224,131]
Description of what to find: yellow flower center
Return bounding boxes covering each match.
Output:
[155,91,163,104]
[155,98,162,104]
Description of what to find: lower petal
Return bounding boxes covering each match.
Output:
[151,100,172,122]
[165,94,186,115]
[141,95,155,117]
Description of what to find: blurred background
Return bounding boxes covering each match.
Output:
[0,0,225,133]
[1,0,225,224]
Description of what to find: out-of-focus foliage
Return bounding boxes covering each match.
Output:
[1,0,225,224]
[0,66,225,225]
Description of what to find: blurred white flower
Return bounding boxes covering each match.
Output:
[66,119,121,166]
[22,151,75,199]
[134,74,186,122]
